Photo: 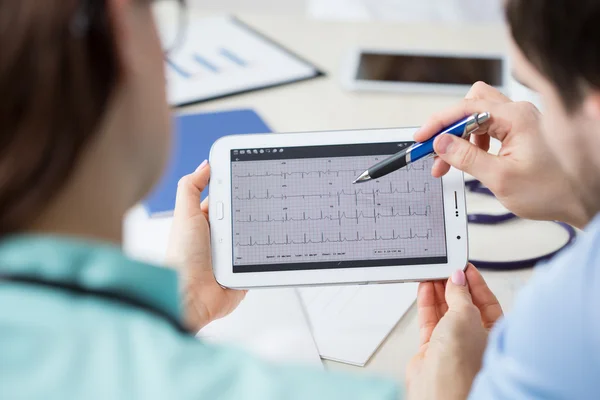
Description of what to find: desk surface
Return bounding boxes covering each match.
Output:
[126,12,557,383]
[181,13,508,132]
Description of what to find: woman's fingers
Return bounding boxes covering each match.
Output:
[417,282,441,346]
[465,264,504,329]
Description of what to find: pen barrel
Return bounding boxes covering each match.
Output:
[369,151,408,179]
[409,115,477,162]
[359,113,485,182]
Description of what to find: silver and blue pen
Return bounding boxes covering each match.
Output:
[353,112,491,184]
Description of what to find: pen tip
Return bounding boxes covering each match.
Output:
[353,171,372,184]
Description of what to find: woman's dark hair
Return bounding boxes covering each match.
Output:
[506,0,600,111]
[0,0,119,234]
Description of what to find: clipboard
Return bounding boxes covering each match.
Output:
[165,15,326,107]
[143,109,272,217]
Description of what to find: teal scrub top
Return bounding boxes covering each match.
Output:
[0,236,400,399]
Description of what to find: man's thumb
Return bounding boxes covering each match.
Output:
[434,134,497,180]
[445,269,474,311]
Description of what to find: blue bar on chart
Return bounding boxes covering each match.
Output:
[166,58,192,79]
[219,48,248,67]
[193,54,220,73]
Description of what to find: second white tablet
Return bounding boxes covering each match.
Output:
[209,128,468,289]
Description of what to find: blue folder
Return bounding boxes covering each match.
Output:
[143,109,272,217]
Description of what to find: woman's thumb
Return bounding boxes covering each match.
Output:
[445,269,474,311]
[174,160,210,218]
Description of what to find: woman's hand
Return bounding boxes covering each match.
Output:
[415,82,588,228]
[166,161,246,331]
[406,265,503,400]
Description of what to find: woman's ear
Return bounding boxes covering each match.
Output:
[105,0,133,76]
[105,0,164,81]
[583,92,600,122]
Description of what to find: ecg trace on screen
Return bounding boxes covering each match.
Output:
[231,155,447,266]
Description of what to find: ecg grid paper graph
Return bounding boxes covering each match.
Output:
[231,150,447,269]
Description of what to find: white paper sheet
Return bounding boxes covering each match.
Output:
[198,289,323,368]
[163,15,320,106]
[298,283,417,366]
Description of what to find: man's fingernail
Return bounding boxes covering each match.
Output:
[451,269,466,286]
[436,134,455,155]
[196,160,208,172]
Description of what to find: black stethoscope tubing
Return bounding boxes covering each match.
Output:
[0,274,192,334]
[465,180,577,270]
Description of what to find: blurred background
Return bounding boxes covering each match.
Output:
[174,0,540,122]
[191,0,504,23]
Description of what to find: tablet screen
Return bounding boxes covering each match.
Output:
[230,142,447,273]
[357,53,504,86]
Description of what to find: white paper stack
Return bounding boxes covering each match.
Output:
[298,283,418,366]
[198,289,323,368]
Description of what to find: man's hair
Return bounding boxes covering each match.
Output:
[0,0,118,234]
[506,0,600,110]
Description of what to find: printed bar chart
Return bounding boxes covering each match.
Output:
[163,16,322,106]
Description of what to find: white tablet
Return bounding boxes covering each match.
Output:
[341,48,508,95]
[209,128,468,289]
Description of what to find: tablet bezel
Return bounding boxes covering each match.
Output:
[209,128,468,289]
